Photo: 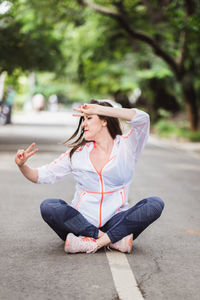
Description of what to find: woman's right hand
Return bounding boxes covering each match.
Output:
[15,143,39,167]
[72,103,99,117]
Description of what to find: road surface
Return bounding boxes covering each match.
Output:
[0,111,199,299]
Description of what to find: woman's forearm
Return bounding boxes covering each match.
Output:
[15,143,39,183]
[97,106,137,121]
[18,164,38,183]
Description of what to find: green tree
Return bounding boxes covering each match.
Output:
[2,0,199,131]
[74,0,200,131]
[0,1,64,75]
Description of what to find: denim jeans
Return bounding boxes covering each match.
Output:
[40,196,164,243]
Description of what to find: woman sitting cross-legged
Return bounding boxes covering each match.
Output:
[15,99,164,254]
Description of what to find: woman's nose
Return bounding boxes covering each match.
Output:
[81,120,86,128]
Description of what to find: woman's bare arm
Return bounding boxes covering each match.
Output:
[73,103,137,121]
[17,164,38,183]
[15,143,39,183]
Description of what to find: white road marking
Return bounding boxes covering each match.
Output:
[106,251,144,300]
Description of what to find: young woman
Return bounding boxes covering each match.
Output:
[15,99,164,254]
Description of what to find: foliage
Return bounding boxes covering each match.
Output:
[67,0,200,130]
[1,0,200,131]
[154,120,200,142]
[34,73,93,104]
[0,1,64,74]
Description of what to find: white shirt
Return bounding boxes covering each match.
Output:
[37,108,150,228]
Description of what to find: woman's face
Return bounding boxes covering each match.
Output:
[81,114,107,141]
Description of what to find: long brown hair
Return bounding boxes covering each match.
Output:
[64,99,122,160]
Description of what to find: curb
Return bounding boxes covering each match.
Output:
[148,134,200,158]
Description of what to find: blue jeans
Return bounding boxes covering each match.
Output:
[40,196,164,243]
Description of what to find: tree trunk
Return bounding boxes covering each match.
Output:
[113,90,132,108]
[182,81,199,131]
[0,71,7,101]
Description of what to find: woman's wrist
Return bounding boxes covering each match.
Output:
[18,162,26,168]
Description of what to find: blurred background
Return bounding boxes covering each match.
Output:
[0,0,200,141]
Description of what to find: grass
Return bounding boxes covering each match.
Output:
[154,120,200,142]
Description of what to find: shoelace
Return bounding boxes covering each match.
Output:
[85,242,98,253]
[78,239,97,253]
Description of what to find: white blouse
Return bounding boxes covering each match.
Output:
[37,108,150,228]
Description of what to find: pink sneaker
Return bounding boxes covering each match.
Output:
[109,234,133,253]
[64,233,98,254]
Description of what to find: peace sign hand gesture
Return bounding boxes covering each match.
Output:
[15,143,39,167]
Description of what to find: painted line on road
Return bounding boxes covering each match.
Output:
[106,251,144,300]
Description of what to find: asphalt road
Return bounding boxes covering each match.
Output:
[0,111,200,300]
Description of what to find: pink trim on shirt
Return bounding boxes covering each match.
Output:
[75,191,87,210]
[122,129,133,139]
[46,152,69,168]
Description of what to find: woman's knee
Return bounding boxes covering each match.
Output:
[40,198,60,219]
[40,199,50,218]
[148,196,165,214]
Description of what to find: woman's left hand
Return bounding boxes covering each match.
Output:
[72,103,99,117]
